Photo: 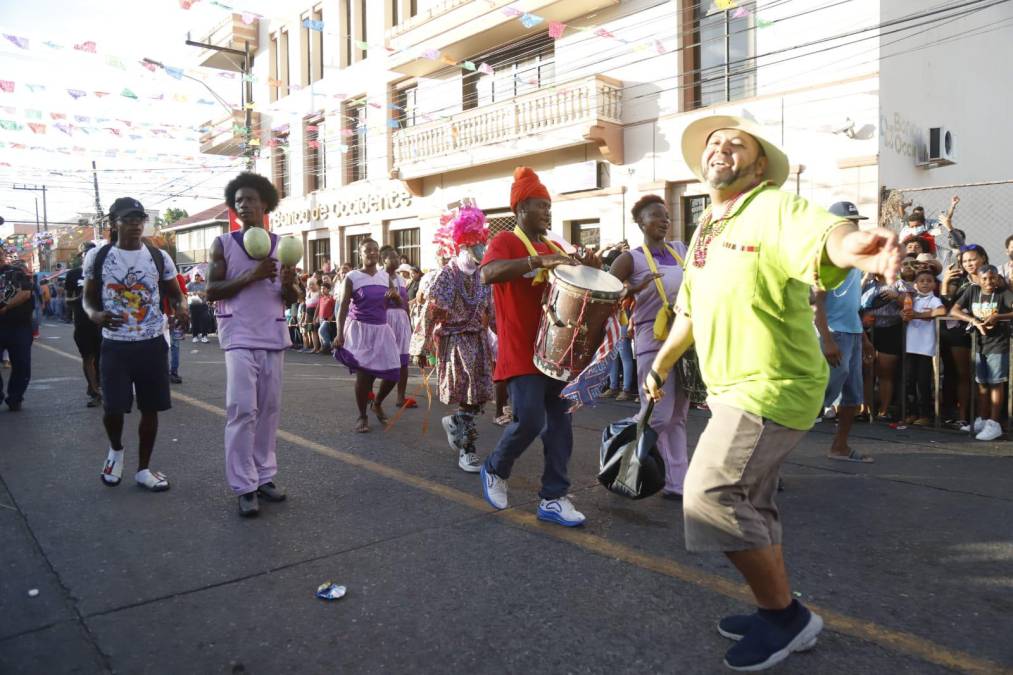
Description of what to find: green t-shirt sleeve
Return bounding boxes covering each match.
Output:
[772,192,851,291]
[676,267,692,317]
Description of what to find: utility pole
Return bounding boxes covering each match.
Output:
[13,184,47,231]
[92,160,104,240]
[184,35,255,170]
[33,198,40,233]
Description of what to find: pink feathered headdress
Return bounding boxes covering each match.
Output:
[433,204,489,254]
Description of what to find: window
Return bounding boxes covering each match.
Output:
[682,194,710,242]
[310,238,329,272]
[343,98,368,184]
[357,0,367,61]
[390,0,417,26]
[392,228,420,268]
[272,129,291,199]
[485,211,515,238]
[346,233,368,269]
[304,114,325,194]
[278,29,291,99]
[569,220,600,250]
[687,0,754,109]
[269,33,279,103]
[395,82,418,128]
[301,5,324,86]
[463,34,554,110]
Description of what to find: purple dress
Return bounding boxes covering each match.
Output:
[333,269,401,381]
[386,274,412,369]
[629,242,691,495]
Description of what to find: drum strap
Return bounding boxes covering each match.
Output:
[640,244,683,341]
[512,226,566,285]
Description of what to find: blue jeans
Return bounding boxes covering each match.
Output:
[319,321,335,346]
[609,331,635,392]
[0,323,33,405]
[168,332,181,374]
[484,373,573,500]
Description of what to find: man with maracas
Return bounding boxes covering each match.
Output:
[207,172,301,517]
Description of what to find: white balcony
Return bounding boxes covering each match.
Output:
[200,110,260,156]
[392,75,624,181]
[386,0,619,77]
[192,13,259,71]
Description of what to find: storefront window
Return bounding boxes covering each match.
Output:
[682,194,711,242]
[346,233,367,269]
[310,238,329,272]
[393,228,420,267]
[569,220,600,250]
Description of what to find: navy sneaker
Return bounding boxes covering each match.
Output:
[717,614,758,641]
[724,603,822,671]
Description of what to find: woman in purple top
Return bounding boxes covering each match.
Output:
[381,245,415,409]
[332,238,401,433]
[609,194,691,499]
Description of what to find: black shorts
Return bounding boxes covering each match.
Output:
[940,323,972,350]
[73,322,102,357]
[870,322,903,356]
[100,337,172,414]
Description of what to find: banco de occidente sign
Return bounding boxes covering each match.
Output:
[271,187,413,228]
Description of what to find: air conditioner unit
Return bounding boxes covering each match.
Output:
[924,126,956,167]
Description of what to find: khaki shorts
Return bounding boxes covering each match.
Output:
[683,400,806,552]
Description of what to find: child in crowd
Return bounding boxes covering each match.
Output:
[381,245,416,409]
[949,265,1013,441]
[902,269,946,425]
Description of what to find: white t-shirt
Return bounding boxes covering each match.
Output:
[83,245,177,342]
[906,293,944,357]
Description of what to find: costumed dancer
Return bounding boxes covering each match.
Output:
[608,194,691,499]
[332,238,401,433]
[409,203,494,473]
[206,173,299,517]
[644,116,899,670]
[479,167,594,527]
[380,245,416,409]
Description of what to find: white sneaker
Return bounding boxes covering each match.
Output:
[822,406,837,420]
[441,415,464,452]
[200,336,209,343]
[458,451,481,473]
[975,419,1003,441]
[961,417,985,433]
[192,336,199,343]
[480,465,508,509]
[537,496,586,527]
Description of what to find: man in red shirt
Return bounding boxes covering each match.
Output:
[479,167,586,527]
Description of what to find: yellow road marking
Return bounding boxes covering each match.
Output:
[33,343,1012,674]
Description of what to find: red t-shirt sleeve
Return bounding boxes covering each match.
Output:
[482,230,524,266]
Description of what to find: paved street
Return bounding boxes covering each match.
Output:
[2,321,1012,674]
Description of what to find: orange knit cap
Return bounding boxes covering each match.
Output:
[509,166,551,213]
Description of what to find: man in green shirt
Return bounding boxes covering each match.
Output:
[645,115,900,671]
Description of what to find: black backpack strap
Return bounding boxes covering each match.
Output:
[145,242,166,281]
[91,244,113,284]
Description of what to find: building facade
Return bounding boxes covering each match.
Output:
[187,0,1009,271]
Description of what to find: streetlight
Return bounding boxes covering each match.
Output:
[5,203,40,231]
[142,56,254,170]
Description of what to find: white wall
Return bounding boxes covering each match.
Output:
[879,0,1013,188]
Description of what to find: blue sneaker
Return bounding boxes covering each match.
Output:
[480,465,508,510]
[536,496,585,527]
[717,613,758,641]
[724,603,823,671]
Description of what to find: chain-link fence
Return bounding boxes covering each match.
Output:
[881,180,1013,268]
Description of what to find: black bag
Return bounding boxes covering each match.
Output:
[597,400,666,499]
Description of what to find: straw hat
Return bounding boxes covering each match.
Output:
[681,115,791,187]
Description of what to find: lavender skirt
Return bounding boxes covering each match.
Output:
[333,319,401,381]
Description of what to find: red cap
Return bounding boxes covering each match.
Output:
[509,166,550,213]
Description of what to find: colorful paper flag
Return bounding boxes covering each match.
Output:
[732,6,749,18]
[502,7,522,18]
[26,110,42,120]
[241,12,257,24]
[595,28,615,39]
[93,91,110,98]
[0,81,14,94]
[28,123,46,134]
[462,60,477,71]
[120,88,138,99]
[67,89,87,99]
[548,21,566,39]
[26,84,46,93]
[478,62,494,76]
[303,18,324,31]
[422,48,440,60]
[520,13,543,28]
[74,41,97,53]
[3,34,29,49]
[715,0,736,9]
[165,66,184,80]
[757,18,773,27]
[140,60,157,72]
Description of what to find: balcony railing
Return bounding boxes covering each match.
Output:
[393,75,622,177]
[192,13,258,72]
[385,0,619,77]
[200,110,260,156]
